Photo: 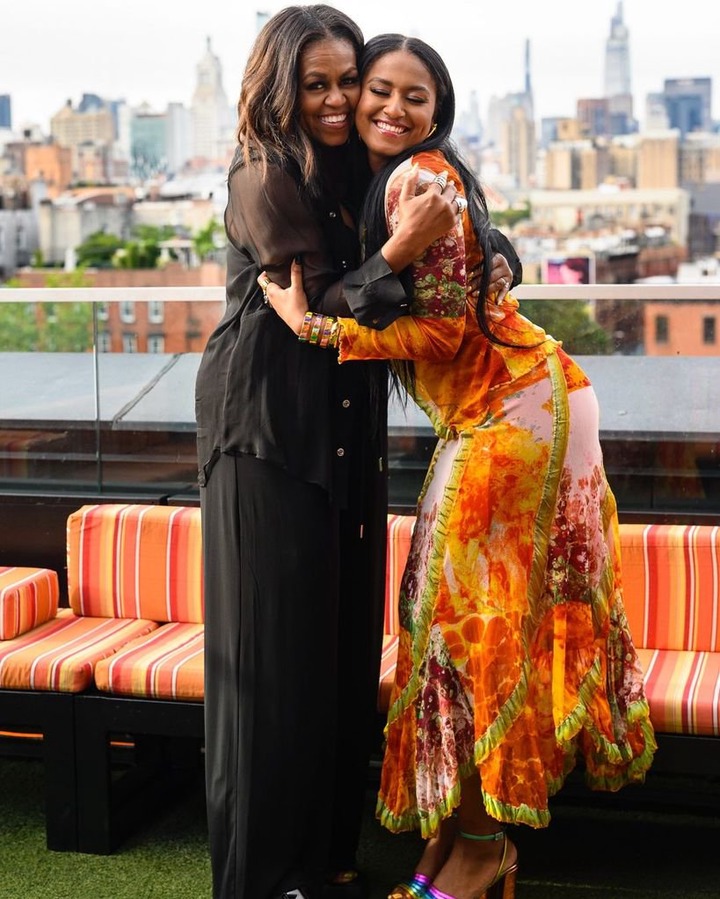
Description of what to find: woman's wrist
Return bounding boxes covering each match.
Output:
[289,308,308,335]
[380,229,423,274]
[298,311,340,348]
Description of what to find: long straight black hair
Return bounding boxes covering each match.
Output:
[358,34,510,399]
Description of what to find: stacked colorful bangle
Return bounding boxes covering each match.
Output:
[298,311,316,342]
[298,311,340,349]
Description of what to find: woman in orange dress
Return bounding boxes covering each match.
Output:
[262,33,656,899]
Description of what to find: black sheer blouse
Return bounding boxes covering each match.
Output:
[194,148,407,501]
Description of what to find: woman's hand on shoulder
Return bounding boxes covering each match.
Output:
[381,164,466,272]
[396,164,461,243]
[258,258,309,335]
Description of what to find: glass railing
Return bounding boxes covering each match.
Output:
[1,283,719,517]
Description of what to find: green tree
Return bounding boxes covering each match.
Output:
[0,302,39,350]
[76,231,125,268]
[193,218,223,262]
[0,270,93,351]
[113,240,160,269]
[113,225,175,269]
[519,299,610,355]
[492,205,531,229]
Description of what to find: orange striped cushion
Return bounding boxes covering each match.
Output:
[93,622,204,702]
[378,633,399,713]
[619,524,720,652]
[384,515,414,636]
[636,647,720,736]
[0,608,159,692]
[0,567,59,639]
[67,504,204,623]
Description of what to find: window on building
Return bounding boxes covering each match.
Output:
[703,316,716,345]
[97,331,111,353]
[122,333,138,353]
[120,301,135,324]
[147,334,165,354]
[655,315,669,344]
[148,300,164,324]
[97,302,109,321]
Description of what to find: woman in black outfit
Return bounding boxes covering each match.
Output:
[194,7,519,899]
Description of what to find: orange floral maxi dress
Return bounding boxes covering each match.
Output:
[336,150,657,837]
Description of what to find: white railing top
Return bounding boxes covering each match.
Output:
[1,283,720,303]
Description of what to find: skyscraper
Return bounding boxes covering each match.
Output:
[191,37,234,163]
[0,94,11,130]
[604,2,631,97]
[604,2,635,134]
[663,78,713,137]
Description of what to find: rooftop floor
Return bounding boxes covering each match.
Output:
[1,754,718,898]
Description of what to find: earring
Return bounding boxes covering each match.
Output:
[428,123,437,137]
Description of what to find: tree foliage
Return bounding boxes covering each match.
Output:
[193,218,222,262]
[519,299,610,355]
[0,270,93,351]
[75,232,125,268]
[492,206,531,229]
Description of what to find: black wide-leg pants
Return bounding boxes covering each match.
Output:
[202,452,385,899]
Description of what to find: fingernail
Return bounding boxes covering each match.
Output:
[294,255,302,264]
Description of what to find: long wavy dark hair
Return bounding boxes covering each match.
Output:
[236,4,364,200]
[358,34,511,397]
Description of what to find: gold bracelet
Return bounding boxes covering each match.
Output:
[327,319,340,349]
[309,313,324,344]
[319,316,334,348]
[298,310,314,342]
[298,312,340,349]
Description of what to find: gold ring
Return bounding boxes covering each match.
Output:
[260,276,270,290]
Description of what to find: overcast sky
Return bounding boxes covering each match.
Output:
[3,0,719,131]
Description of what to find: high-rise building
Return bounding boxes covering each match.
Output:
[663,78,713,137]
[50,99,115,179]
[166,103,193,175]
[486,39,533,145]
[500,105,536,189]
[457,90,482,138]
[191,37,234,163]
[604,2,635,135]
[604,2,630,97]
[0,94,11,129]
[577,98,610,139]
[637,132,680,189]
[130,105,168,179]
[645,93,670,132]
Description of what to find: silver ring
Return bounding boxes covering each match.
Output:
[432,173,448,189]
[454,196,468,215]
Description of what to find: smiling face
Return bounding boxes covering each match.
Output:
[355,49,437,172]
[297,37,361,147]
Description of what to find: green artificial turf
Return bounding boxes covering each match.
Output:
[1,756,719,899]
[0,757,210,899]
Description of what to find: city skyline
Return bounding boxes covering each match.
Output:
[2,0,719,132]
